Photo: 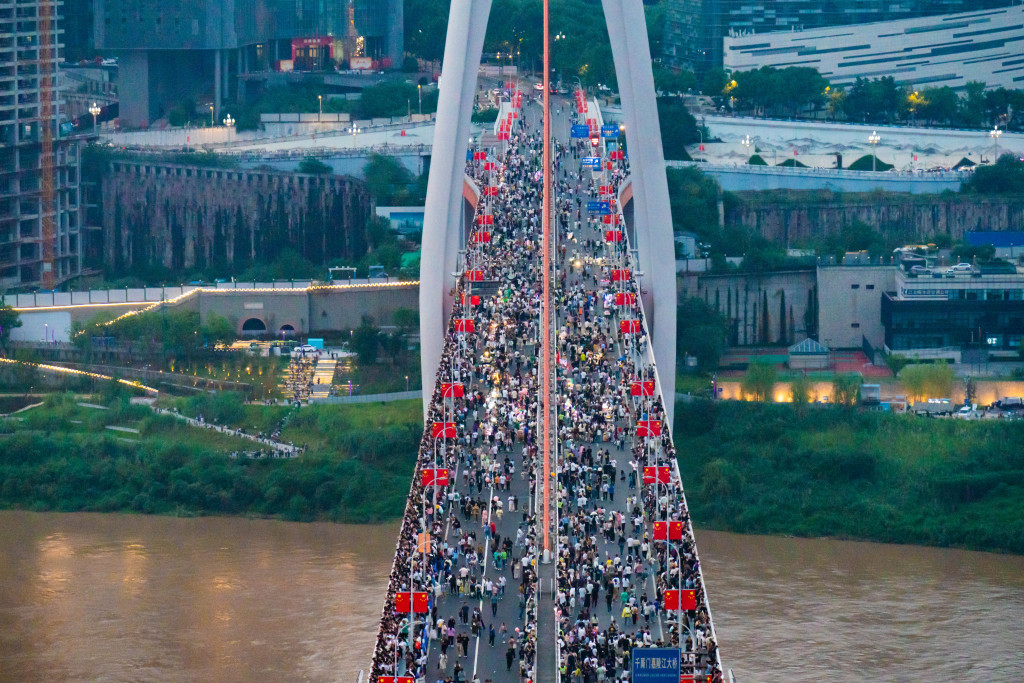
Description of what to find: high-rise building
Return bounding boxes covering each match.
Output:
[94,0,404,128]
[662,0,1017,73]
[0,0,83,290]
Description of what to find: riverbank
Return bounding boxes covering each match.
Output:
[0,393,420,523]
[676,399,1024,554]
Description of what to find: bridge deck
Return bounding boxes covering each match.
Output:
[370,91,721,683]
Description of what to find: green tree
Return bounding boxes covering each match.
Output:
[965,155,1024,194]
[741,360,777,402]
[900,363,954,403]
[363,154,420,205]
[0,305,22,349]
[351,316,381,365]
[393,308,419,331]
[883,352,909,376]
[677,297,728,371]
[297,157,332,174]
[790,373,814,406]
[832,374,863,407]
[702,68,728,97]
[657,97,699,160]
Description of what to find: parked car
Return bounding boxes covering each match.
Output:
[291,344,319,357]
[946,263,973,274]
[910,265,931,275]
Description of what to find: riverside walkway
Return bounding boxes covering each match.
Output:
[369,88,721,683]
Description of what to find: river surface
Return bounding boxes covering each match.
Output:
[0,511,1022,682]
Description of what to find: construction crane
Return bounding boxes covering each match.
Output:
[38,0,56,290]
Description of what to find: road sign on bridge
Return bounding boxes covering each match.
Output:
[631,647,680,683]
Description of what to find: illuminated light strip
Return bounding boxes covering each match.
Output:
[16,281,421,313]
[0,357,159,394]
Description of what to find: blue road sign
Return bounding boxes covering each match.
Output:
[571,124,591,139]
[587,200,611,215]
[601,124,619,138]
[466,149,473,161]
[631,648,680,683]
[582,157,602,169]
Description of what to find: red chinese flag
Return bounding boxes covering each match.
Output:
[474,151,486,161]
[644,465,670,484]
[611,269,630,282]
[454,319,475,333]
[512,112,519,119]
[681,589,696,610]
[643,466,655,485]
[483,186,499,197]
[422,468,451,487]
[599,185,613,195]
[603,215,613,225]
[483,162,496,171]
[394,591,410,613]
[669,520,684,541]
[441,382,465,398]
[472,232,492,243]
[637,420,662,437]
[466,270,484,281]
[653,521,668,541]
[663,588,678,610]
[620,320,642,334]
[605,230,623,243]
[605,161,613,170]
[610,150,625,161]
[413,591,429,614]
[631,380,655,397]
[476,214,494,225]
[461,294,480,306]
[431,422,457,439]
[615,292,636,306]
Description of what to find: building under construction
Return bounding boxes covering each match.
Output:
[0,0,83,291]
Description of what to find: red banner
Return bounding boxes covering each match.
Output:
[611,269,630,281]
[461,294,480,306]
[422,468,451,486]
[663,589,697,611]
[394,591,429,614]
[605,161,613,170]
[630,379,655,396]
[603,214,622,225]
[454,319,476,333]
[472,232,492,243]
[441,382,465,398]
[653,521,668,541]
[610,150,624,160]
[670,520,684,540]
[599,185,614,195]
[473,151,487,161]
[378,677,414,683]
[616,292,636,306]
[477,214,494,225]
[637,420,662,437]
[483,186,499,197]
[465,270,484,281]
[643,466,671,485]
[431,422,457,439]
[620,320,642,334]
[605,230,623,243]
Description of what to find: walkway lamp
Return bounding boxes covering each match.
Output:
[89,102,101,130]
[223,114,235,143]
[348,125,362,149]
[869,130,881,171]
[990,126,1002,161]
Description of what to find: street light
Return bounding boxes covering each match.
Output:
[223,114,235,144]
[868,130,881,172]
[417,84,422,115]
[318,94,322,121]
[209,105,214,127]
[89,102,100,130]
[348,124,362,149]
[741,134,752,159]
[990,125,1002,161]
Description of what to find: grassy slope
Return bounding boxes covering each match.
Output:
[676,400,1024,554]
[0,395,422,523]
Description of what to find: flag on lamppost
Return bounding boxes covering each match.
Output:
[394,591,429,614]
[441,382,465,398]
[421,468,451,486]
[378,677,414,683]
[472,232,492,243]
[461,294,480,306]
[620,320,642,334]
[637,420,662,437]
[643,466,671,485]
[476,214,494,225]
[431,422,457,439]
[663,589,697,611]
[669,520,684,540]
[611,269,630,282]
[630,380,655,396]
[615,292,636,306]
[605,230,623,243]
[465,270,485,281]
[453,319,475,333]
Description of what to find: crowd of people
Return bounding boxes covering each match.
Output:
[282,356,317,402]
[370,88,722,683]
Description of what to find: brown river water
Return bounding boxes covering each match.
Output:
[0,511,1021,682]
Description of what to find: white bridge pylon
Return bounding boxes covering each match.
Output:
[420,0,677,425]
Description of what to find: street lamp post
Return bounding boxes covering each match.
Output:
[990,126,1002,161]
[223,114,235,144]
[318,94,322,121]
[418,84,422,115]
[869,130,881,172]
[209,105,214,127]
[741,134,752,160]
[348,125,362,149]
[89,102,100,130]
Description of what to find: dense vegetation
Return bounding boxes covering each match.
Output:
[0,394,421,523]
[677,400,1024,554]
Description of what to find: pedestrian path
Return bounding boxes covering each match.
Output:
[310,359,337,399]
